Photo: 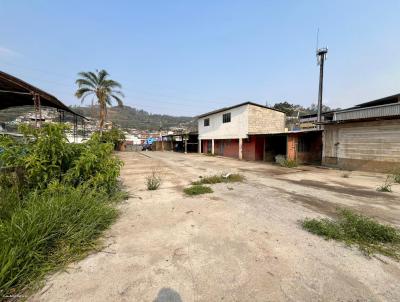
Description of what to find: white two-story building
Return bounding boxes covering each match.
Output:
[197,102,285,160]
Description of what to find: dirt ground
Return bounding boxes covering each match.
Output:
[31,151,400,302]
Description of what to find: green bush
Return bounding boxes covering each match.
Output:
[0,124,125,298]
[0,185,118,297]
[275,155,298,168]
[184,185,213,196]
[302,208,400,259]
[0,124,74,189]
[0,124,123,193]
[64,135,123,194]
[98,128,126,149]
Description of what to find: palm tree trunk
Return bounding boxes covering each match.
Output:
[99,102,105,134]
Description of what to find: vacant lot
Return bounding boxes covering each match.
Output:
[32,151,400,302]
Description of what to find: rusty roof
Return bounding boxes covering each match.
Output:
[0,70,85,118]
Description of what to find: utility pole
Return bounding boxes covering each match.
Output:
[316,47,328,129]
[159,121,164,151]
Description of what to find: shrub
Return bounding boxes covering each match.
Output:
[275,155,297,168]
[0,124,72,189]
[377,184,392,192]
[302,208,400,259]
[0,124,125,298]
[391,168,400,184]
[0,124,123,194]
[63,136,123,194]
[192,173,244,185]
[146,171,161,190]
[97,128,126,149]
[341,172,350,178]
[0,185,118,298]
[184,185,213,196]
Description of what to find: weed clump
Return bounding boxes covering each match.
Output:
[302,208,400,260]
[192,173,244,185]
[341,172,350,178]
[376,176,393,192]
[391,167,400,184]
[0,185,118,298]
[146,171,161,190]
[184,185,213,196]
[275,155,297,168]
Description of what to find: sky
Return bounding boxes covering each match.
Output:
[0,0,399,116]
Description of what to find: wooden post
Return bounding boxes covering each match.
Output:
[184,135,188,154]
[33,93,39,128]
[73,115,77,143]
[38,95,42,127]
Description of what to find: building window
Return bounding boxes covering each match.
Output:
[222,112,231,123]
[204,118,210,127]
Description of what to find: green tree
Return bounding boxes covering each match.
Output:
[75,69,124,132]
[273,101,297,115]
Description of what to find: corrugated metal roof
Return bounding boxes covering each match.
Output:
[334,103,400,121]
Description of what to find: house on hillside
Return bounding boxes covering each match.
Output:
[322,93,400,172]
[197,102,285,160]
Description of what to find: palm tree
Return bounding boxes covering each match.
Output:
[75,69,124,132]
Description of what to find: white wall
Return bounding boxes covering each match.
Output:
[198,105,249,139]
[125,134,141,144]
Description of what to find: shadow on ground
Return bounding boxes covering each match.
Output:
[153,287,182,302]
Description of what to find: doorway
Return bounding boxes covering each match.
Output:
[264,135,287,162]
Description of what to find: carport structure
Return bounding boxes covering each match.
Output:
[264,129,323,164]
[159,131,199,153]
[0,70,86,138]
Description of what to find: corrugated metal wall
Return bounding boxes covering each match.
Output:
[334,103,400,121]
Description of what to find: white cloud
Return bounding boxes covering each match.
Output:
[0,46,21,57]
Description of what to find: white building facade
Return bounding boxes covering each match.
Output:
[197,102,285,159]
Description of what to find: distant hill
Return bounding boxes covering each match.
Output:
[0,106,33,122]
[71,105,196,130]
[0,105,196,131]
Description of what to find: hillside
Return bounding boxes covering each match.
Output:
[0,105,196,131]
[71,106,196,130]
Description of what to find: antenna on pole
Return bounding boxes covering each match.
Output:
[316,29,328,129]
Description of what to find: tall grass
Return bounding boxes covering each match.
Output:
[0,124,125,299]
[0,185,118,298]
